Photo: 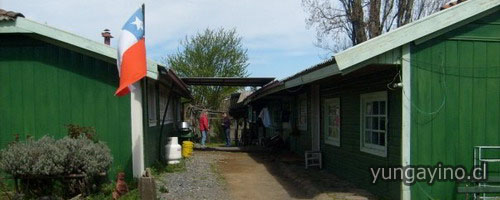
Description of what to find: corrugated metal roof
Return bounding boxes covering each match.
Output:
[242,80,283,104]
[237,91,252,104]
[281,57,335,82]
[242,58,336,104]
[0,9,24,21]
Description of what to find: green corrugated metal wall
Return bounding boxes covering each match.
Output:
[410,11,500,200]
[319,68,402,199]
[0,34,133,177]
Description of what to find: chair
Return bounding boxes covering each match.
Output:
[305,150,322,169]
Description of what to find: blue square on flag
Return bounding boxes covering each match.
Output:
[122,8,144,40]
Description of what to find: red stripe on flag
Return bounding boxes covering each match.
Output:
[115,38,147,96]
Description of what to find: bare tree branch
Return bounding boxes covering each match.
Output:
[302,0,445,53]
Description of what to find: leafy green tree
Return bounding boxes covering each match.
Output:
[166,28,249,110]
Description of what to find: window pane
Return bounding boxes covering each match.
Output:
[366,102,372,114]
[365,117,372,129]
[147,82,157,124]
[379,133,385,146]
[380,101,386,114]
[372,132,379,145]
[332,128,338,138]
[380,117,386,131]
[373,101,379,114]
[372,117,379,130]
[365,131,371,143]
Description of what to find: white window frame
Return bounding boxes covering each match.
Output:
[147,81,157,127]
[323,98,341,146]
[360,91,388,157]
[297,94,307,131]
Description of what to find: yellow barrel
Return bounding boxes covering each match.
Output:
[182,141,194,158]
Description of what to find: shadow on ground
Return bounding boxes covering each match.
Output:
[198,145,377,200]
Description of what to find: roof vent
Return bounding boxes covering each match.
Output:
[101,29,113,46]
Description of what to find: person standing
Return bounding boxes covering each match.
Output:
[199,110,209,148]
[222,113,231,147]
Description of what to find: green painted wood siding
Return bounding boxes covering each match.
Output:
[0,34,132,177]
[319,68,402,199]
[144,124,174,167]
[289,89,312,156]
[410,12,500,200]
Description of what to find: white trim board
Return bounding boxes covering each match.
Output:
[130,83,145,177]
[401,44,411,200]
[335,0,500,71]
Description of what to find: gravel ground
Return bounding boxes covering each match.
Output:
[156,151,230,200]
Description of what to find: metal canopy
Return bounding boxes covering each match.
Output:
[181,77,275,86]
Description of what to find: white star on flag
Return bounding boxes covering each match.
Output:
[131,17,143,30]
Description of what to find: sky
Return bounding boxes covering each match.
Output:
[1,0,330,79]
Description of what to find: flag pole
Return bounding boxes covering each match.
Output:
[142,4,145,36]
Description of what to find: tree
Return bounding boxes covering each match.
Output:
[302,0,447,52]
[166,28,249,110]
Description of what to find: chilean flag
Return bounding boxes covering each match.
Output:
[115,7,147,96]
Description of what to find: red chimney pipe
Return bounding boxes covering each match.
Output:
[101,29,113,45]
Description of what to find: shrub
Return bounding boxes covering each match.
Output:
[58,137,112,176]
[66,124,97,142]
[0,136,66,177]
[0,136,113,197]
[0,136,112,178]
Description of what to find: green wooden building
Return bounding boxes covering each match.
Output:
[245,0,500,199]
[0,11,191,178]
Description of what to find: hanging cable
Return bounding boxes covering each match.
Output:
[387,70,401,91]
[399,55,448,116]
[417,182,437,200]
[402,57,500,79]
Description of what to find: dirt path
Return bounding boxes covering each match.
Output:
[217,151,311,200]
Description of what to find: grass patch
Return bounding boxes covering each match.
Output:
[210,162,226,185]
[151,159,187,177]
[204,140,237,148]
[205,142,226,148]
[86,179,138,200]
[0,175,140,199]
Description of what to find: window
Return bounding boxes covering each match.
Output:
[159,84,173,124]
[297,94,307,131]
[360,91,388,157]
[147,81,157,127]
[323,98,340,146]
